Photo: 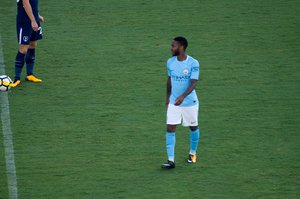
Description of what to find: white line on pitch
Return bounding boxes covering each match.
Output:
[0,35,18,199]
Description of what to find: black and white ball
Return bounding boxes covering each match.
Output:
[0,75,12,91]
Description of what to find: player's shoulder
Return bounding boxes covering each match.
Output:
[167,56,177,66]
[187,55,200,67]
[167,56,177,63]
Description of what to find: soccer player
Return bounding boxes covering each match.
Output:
[11,0,44,87]
[161,37,200,169]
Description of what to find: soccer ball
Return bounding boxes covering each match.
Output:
[0,75,12,91]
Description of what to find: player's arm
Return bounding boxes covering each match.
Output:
[174,79,198,106]
[166,77,171,107]
[22,0,38,31]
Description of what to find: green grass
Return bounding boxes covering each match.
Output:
[1,0,300,198]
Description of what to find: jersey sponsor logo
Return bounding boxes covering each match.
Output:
[23,36,29,42]
[171,74,190,82]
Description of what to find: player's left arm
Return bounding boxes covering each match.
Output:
[174,79,198,106]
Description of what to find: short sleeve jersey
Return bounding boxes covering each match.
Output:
[167,55,200,107]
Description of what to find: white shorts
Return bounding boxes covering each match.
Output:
[166,104,199,127]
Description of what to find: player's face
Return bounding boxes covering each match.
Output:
[171,40,180,56]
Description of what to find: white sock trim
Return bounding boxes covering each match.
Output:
[168,157,174,162]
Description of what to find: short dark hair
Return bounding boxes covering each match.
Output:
[174,36,188,50]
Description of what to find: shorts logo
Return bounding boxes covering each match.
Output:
[183,68,189,75]
[23,36,29,42]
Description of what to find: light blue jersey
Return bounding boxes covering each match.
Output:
[167,55,200,107]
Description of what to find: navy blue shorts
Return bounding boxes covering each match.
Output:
[17,21,43,45]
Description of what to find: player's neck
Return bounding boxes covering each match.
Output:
[177,54,187,62]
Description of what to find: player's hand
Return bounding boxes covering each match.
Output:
[175,95,185,106]
[31,20,39,32]
[39,15,44,23]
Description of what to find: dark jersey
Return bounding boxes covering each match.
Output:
[17,0,39,23]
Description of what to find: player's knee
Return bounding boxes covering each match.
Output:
[167,125,176,132]
[189,126,198,131]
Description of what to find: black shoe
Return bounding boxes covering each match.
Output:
[161,160,175,169]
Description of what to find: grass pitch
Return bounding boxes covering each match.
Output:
[0,0,300,198]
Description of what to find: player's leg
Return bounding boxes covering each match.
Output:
[161,124,177,169]
[182,104,200,163]
[25,41,42,82]
[25,41,36,76]
[188,126,200,163]
[11,44,29,87]
[25,26,43,83]
[166,124,176,162]
[11,23,31,87]
[162,104,181,169]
